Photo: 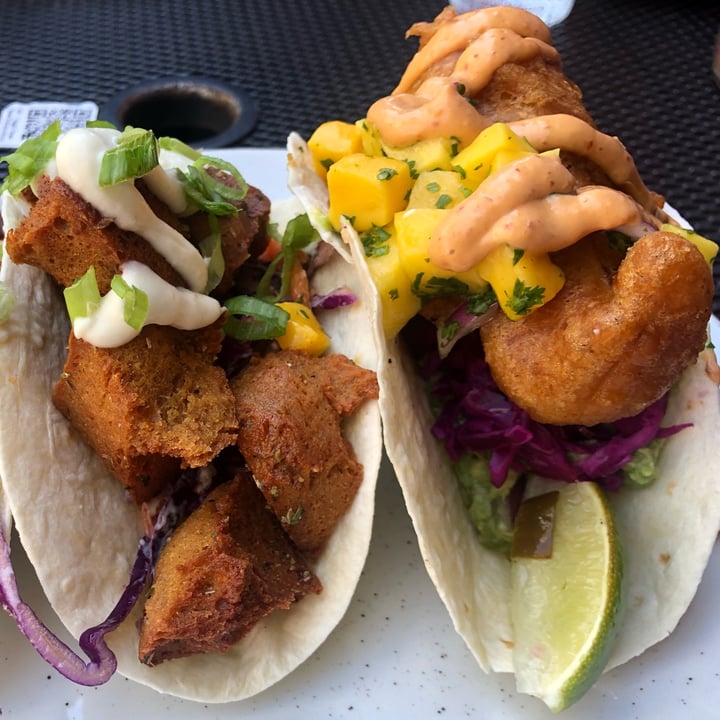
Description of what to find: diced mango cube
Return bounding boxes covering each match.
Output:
[355,118,384,157]
[307,120,364,181]
[327,154,413,232]
[275,302,330,355]
[478,244,565,320]
[660,223,718,264]
[453,123,536,189]
[361,224,421,339]
[394,208,487,296]
[381,136,456,176]
[407,170,472,210]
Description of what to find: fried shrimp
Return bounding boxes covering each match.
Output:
[480,231,713,426]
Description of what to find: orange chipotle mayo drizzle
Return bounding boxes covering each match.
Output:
[364,6,651,274]
[507,114,654,209]
[394,6,552,94]
[429,154,643,272]
[367,9,557,148]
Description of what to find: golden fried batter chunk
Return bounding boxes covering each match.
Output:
[138,473,322,665]
[52,320,238,503]
[480,232,713,426]
[5,176,187,293]
[231,350,377,557]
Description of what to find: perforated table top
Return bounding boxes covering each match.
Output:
[2,0,719,307]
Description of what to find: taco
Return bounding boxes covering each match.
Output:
[0,123,382,702]
[287,4,720,711]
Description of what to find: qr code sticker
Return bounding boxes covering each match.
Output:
[0,101,99,148]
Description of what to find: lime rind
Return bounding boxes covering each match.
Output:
[511,482,625,712]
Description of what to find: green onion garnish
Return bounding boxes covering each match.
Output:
[256,213,319,302]
[223,295,289,340]
[63,266,102,323]
[86,120,117,129]
[158,136,202,161]
[0,120,62,197]
[98,127,159,187]
[199,214,225,293]
[176,155,248,216]
[111,274,149,331]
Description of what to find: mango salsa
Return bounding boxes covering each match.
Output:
[407,169,472,210]
[479,244,565,321]
[275,301,330,355]
[453,123,536,189]
[394,208,487,296]
[660,223,718,264]
[381,136,456,175]
[307,120,364,181]
[361,224,421,339]
[327,154,413,232]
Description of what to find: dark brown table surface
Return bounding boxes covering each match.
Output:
[2,0,719,308]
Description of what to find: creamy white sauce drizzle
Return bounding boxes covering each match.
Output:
[55,128,208,293]
[143,148,195,216]
[73,261,223,348]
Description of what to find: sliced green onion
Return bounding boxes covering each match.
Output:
[0,120,62,197]
[0,282,15,325]
[158,136,201,161]
[63,266,101,323]
[223,295,289,340]
[199,214,225,293]
[176,155,248,216]
[111,274,149,331]
[99,127,159,187]
[86,119,117,129]
[257,213,320,303]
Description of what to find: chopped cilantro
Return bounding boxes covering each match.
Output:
[512,248,525,266]
[411,273,469,298]
[465,287,497,315]
[389,288,399,300]
[362,225,392,257]
[405,159,419,179]
[440,320,461,345]
[377,167,398,181]
[450,136,461,157]
[505,278,545,316]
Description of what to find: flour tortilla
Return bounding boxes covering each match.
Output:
[0,195,382,702]
[286,132,720,676]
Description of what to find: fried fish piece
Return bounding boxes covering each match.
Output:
[138,473,322,665]
[480,231,713,426]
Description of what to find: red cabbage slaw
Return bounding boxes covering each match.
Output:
[0,467,214,686]
[422,331,689,491]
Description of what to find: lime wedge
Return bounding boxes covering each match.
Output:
[510,482,624,712]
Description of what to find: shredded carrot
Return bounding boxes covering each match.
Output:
[258,236,282,262]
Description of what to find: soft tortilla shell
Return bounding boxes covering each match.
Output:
[0,197,382,702]
[337,211,720,675]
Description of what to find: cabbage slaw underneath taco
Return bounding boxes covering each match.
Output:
[286,3,720,710]
[0,124,381,702]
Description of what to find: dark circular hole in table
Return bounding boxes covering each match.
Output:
[100,78,258,148]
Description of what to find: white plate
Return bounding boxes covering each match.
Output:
[1,149,718,720]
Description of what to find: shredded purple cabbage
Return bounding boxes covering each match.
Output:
[310,286,357,310]
[422,332,689,491]
[0,466,215,685]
